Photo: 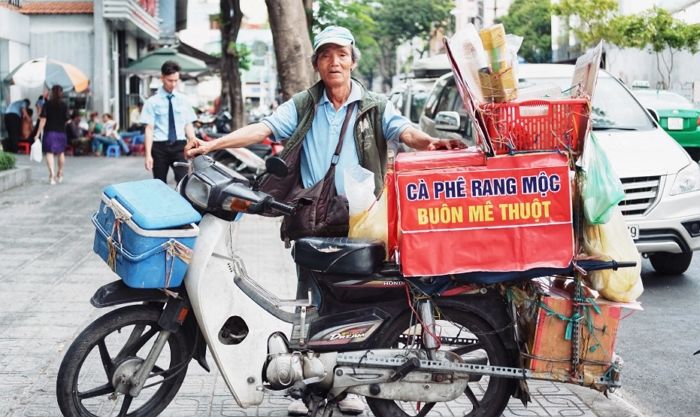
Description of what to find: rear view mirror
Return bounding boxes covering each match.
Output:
[647,108,660,123]
[265,156,288,177]
[435,111,462,132]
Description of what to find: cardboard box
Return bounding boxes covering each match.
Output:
[479,66,517,102]
[529,294,621,380]
[394,150,574,276]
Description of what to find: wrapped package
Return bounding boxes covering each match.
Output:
[582,208,643,302]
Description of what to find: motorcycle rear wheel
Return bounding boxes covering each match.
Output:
[56,305,189,417]
[366,307,515,417]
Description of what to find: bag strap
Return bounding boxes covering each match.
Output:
[331,101,357,166]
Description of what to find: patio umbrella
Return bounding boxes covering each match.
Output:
[124,48,208,76]
[5,57,89,92]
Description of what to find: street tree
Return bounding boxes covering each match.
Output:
[266,0,316,101]
[610,8,700,89]
[551,0,619,50]
[365,0,453,91]
[499,0,552,63]
[218,0,249,130]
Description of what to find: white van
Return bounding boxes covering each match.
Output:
[419,64,700,275]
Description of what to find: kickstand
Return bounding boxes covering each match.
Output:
[308,396,325,417]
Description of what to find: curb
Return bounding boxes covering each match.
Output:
[0,165,31,193]
[568,385,645,417]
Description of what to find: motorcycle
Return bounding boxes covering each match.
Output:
[194,127,267,181]
[56,155,631,417]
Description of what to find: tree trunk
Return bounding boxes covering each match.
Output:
[220,0,245,130]
[266,0,316,101]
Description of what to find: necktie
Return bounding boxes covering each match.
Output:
[167,94,177,144]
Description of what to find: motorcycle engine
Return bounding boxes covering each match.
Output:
[265,333,329,390]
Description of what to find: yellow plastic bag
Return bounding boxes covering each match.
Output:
[349,190,388,249]
[582,207,643,302]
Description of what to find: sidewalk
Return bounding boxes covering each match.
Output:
[0,155,642,417]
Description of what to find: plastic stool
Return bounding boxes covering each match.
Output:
[130,143,145,156]
[17,142,30,155]
[106,144,121,158]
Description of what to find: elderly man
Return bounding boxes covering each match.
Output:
[186,26,459,415]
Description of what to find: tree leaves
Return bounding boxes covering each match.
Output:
[499,0,552,63]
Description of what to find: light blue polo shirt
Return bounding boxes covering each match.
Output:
[140,87,197,142]
[262,80,410,195]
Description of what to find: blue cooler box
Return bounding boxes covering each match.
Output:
[92,179,202,288]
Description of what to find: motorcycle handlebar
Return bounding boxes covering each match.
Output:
[267,199,296,216]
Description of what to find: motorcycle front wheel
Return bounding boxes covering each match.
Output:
[366,306,515,417]
[56,304,190,417]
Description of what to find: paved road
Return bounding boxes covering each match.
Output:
[616,258,700,417]
[0,155,641,417]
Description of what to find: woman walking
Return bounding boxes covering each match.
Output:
[34,85,69,184]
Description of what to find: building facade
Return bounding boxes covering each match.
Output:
[1,0,187,133]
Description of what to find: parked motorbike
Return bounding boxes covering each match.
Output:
[56,155,630,417]
[194,128,267,181]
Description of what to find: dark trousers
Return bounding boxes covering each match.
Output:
[152,141,188,184]
[3,113,20,153]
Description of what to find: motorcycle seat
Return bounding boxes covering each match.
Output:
[293,237,386,275]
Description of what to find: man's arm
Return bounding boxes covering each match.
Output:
[399,126,464,151]
[185,122,273,158]
[144,124,154,171]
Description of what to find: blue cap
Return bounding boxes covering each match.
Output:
[313,26,355,53]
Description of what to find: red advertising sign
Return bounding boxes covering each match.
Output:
[395,150,574,276]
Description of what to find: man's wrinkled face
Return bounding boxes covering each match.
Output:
[316,44,355,89]
[161,72,180,93]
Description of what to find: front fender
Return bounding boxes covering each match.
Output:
[90,280,210,372]
[90,280,170,308]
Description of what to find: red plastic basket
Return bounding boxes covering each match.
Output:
[479,98,590,155]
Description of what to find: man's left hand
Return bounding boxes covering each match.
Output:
[428,138,466,151]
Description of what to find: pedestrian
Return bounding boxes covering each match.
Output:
[2,98,30,153]
[34,85,69,184]
[185,25,462,416]
[140,60,198,184]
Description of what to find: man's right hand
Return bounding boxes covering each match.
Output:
[185,138,210,159]
[145,155,153,171]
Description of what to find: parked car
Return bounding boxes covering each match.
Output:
[390,54,451,127]
[419,64,700,275]
[389,78,436,127]
[632,89,700,161]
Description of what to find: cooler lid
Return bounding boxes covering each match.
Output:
[395,148,486,172]
[103,179,202,230]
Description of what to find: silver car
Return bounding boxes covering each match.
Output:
[419,64,700,275]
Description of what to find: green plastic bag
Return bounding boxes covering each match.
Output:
[581,133,625,224]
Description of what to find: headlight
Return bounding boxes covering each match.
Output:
[670,162,700,196]
[185,175,212,208]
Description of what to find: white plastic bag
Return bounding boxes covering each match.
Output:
[582,207,643,302]
[30,140,42,163]
[344,166,388,248]
[344,166,376,216]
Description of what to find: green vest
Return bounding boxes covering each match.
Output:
[280,80,388,196]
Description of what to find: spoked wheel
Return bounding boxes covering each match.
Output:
[366,307,515,417]
[56,305,190,417]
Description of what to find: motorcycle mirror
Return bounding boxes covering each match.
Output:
[265,156,288,177]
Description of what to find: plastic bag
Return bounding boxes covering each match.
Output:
[580,133,625,224]
[582,207,643,302]
[30,140,42,163]
[345,165,376,216]
[344,166,388,248]
[349,191,388,249]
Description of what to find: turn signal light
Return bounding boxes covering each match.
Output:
[223,196,253,212]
